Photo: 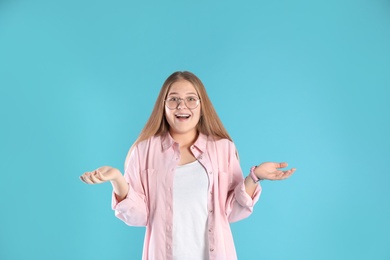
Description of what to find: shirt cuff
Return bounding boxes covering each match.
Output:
[234,180,262,208]
[111,191,130,211]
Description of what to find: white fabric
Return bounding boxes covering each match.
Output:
[173,160,209,260]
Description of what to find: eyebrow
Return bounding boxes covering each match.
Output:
[167,92,198,96]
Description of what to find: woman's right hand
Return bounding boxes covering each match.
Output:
[80,166,121,184]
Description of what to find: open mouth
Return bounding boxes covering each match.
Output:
[175,114,191,119]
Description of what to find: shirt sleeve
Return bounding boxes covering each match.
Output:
[225,142,261,223]
[111,145,149,226]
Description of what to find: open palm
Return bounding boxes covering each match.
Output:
[255,162,296,181]
[80,166,120,184]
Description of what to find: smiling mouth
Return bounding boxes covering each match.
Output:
[175,114,190,119]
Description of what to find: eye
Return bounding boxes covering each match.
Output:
[186,97,198,102]
[168,97,179,102]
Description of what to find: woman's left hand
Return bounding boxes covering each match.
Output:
[254,162,296,181]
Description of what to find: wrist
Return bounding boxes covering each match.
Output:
[109,168,123,182]
[249,166,262,183]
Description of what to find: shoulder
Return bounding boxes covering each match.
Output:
[205,136,240,164]
[207,135,237,150]
[138,135,162,146]
[131,135,163,153]
[125,135,162,165]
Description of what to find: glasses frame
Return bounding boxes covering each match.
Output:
[164,96,201,110]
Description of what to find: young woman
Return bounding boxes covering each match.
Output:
[80,71,296,260]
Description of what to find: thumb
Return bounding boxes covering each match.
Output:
[276,162,288,169]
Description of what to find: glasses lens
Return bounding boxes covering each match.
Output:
[166,99,177,109]
[185,97,199,109]
[165,97,200,109]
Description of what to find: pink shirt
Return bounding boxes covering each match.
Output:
[112,133,261,260]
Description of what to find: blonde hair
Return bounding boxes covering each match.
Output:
[126,71,232,164]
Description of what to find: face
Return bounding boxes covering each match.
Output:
[164,79,201,139]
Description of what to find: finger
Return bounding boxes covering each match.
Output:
[80,173,94,184]
[90,172,103,184]
[276,170,285,178]
[275,162,288,169]
[281,168,296,179]
[79,175,88,183]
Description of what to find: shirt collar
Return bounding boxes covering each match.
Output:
[161,133,175,152]
[193,132,207,152]
[161,132,208,152]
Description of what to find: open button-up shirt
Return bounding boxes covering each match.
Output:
[112,133,261,260]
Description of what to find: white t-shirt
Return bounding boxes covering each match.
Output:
[173,160,209,260]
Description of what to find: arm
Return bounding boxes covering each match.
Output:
[244,175,259,198]
[80,166,129,202]
[109,170,128,202]
[80,146,149,226]
[244,162,296,197]
[224,142,262,222]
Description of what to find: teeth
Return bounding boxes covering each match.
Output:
[176,114,190,118]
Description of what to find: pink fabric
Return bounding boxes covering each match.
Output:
[112,133,261,260]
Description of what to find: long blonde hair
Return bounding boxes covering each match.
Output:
[127,71,232,162]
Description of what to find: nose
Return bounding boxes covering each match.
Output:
[176,98,186,109]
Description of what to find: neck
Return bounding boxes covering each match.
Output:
[169,130,198,148]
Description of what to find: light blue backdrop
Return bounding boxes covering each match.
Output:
[1,0,389,259]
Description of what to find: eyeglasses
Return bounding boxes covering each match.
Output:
[165,96,201,110]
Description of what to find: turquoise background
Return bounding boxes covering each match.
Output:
[1,0,389,259]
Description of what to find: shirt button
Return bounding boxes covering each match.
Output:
[209,171,212,174]
[209,210,213,213]
[208,229,212,232]
[210,248,214,252]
